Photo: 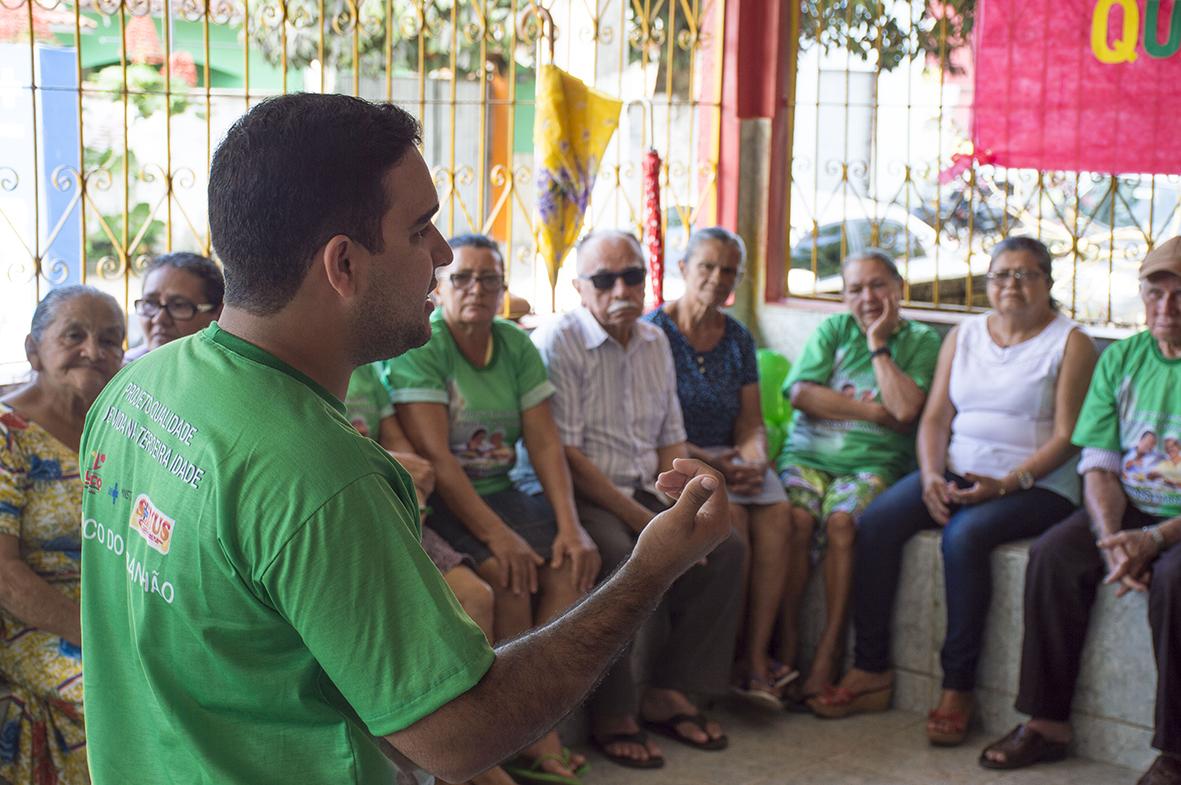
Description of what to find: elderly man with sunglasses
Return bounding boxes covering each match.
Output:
[526,229,746,770]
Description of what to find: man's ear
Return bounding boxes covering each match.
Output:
[24,334,41,372]
[322,234,359,299]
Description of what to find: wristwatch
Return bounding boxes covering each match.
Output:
[1143,525,1166,553]
[870,346,891,359]
[1015,470,1035,490]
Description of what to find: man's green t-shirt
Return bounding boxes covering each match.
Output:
[776,313,941,483]
[80,324,494,785]
[383,308,554,495]
[1072,330,1181,518]
[345,362,395,438]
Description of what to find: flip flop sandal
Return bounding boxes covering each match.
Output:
[768,658,801,689]
[641,713,729,751]
[590,731,664,770]
[978,724,1069,770]
[1137,754,1181,785]
[504,747,589,785]
[731,676,784,711]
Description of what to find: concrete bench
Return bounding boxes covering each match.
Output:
[796,529,1157,770]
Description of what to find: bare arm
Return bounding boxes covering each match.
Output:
[915,327,957,478]
[564,445,654,534]
[1003,329,1097,487]
[1084,469,1128,540]
[522,401,600,592]
[386,460,730,783]
[789,382,900,430]
[865,297,926,425]
[656,442,689,476]
[397,402,543,593]
[871,349,927,426]
[0,534,80,646]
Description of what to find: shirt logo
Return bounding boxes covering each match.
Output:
[129,494,175,555]
[84,452,106,494]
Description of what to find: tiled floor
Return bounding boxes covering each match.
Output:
[579,700,1141,785]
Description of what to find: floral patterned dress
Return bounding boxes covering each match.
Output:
[0,404,88,785]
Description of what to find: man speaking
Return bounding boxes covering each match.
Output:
[79,93,732,785]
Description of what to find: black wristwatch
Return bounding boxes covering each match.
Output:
[870,346,891,359]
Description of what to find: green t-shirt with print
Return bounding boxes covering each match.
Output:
[345,362,395,438]
[80,324,494,785]
[383,308,555,495]
[1072,330,1181,518]
[776,313,941,483]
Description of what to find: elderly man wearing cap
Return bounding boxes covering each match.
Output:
[979,237,1181,784]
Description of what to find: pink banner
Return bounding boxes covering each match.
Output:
[972,0,1181,174]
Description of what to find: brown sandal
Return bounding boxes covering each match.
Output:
[1137,754,1181,785]
[978,724,1069,770]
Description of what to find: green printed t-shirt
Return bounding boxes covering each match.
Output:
[776,313,941,483]
[79,324,494,785]
[1072,330,1181,518]
[384,308,555,495]
[345,362,395,438]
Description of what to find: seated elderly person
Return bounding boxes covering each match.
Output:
[125,251,224,361]
[814,238,1097,747]
[0,286,125,785]
[643,226,791,708]
[385,233,599,783]
[776,249,941,703]
[528,229,745,769]
[979,238,1181,785]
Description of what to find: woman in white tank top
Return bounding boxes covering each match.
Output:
[816,238,1098,747]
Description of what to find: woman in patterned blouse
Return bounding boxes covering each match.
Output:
[0,285,125,785]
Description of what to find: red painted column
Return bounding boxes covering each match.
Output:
[716,0,795,301]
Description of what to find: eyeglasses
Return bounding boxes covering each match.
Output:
[579,266,646,290]
[448,272,505,292]
[986,269,1044,284]
[134,297,216,321]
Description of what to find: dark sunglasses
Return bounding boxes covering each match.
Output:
[579,266,646,290]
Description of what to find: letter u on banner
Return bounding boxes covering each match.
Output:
[1145,0,1181,57]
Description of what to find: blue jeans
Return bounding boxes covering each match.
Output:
[851,469,1076,691]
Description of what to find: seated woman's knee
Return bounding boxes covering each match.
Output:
[825,512,856,549]
[789,507,816,542]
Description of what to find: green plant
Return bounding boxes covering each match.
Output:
[800,0,975,74]
[92,63,192,119]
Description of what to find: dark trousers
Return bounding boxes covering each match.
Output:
[1016,505,1181,755]
[575,491,746,719]
[852,469,1076,690]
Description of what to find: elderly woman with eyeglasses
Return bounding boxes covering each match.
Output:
[385,233,599,784]
[125,252,224,361]
[815,237,1099,747]
[642,227,793,708]
[1,285,125,785]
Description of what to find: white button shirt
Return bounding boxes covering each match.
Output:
[531,307,687,491]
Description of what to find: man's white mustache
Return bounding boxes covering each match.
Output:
[607,300,640,316]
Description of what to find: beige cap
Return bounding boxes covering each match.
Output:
[1141,236,1181,279]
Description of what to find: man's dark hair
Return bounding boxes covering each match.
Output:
[144,252,225,308]
[209,93,422,314]
[448,233,504,266]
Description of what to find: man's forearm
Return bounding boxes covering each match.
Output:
[389,557,667,782]
[1084,470,1128,538]
[565,446,649,529]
